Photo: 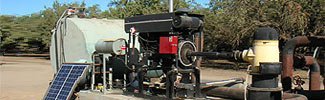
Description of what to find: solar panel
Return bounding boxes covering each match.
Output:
[44,64,89,100]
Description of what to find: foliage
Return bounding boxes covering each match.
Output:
[105,0,196,18]
[204,0,325,51]
[0,1,86,53]
[1,0,325,53]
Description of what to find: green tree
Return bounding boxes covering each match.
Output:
[106,0,196,18]
[0,1,91,53]
[204,0,325,51]
[87,4,101,18]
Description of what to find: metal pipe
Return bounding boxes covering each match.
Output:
[202,86,308,100]
[54,10,67,73]
[91,55,95,90]
[109,68,113,90]
[296,90,325,100]
[304,56,314,66]
[169,0,173,13]
[201,78,245,89]
[194,67,201,97]
[303,56,321,90]
[103,54,107,94]
[54,22,59,73]
[192,33,202,84]
[309,59,321,90]
[282,36,308,91]
[194,32,203,68]
[166,69,176,98]
[204,87,245,100]
[281,36,325,91]
[137,67,144,94]
[313,47,325,90]
[282,93,308,100]
[188,52,234,59]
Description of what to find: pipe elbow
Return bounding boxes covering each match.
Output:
[282,36,310,55]
[282,38,298,55]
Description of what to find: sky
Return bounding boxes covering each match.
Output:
[0,0,209,16]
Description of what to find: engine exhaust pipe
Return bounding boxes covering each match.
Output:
[169,0,173,12]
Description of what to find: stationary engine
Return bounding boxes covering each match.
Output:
[46,6,205,99]
[123,11,204,98]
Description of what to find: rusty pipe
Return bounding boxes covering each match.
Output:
[200,78,245,99]
[304,56,321,90]
[304,56,314,66]
[282,93,308,100]
[203,87,245,100]
[309,58,321,90]
[202,86,308,100]
[314,47,325,90]
[281,36,325,91]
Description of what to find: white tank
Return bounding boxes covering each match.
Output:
[50,18,133,72]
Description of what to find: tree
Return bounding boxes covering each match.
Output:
[0,1,90,53]
[105,0,196,18]
[87,4,101,18]
[2,0,325,53]
[203,0,325,51]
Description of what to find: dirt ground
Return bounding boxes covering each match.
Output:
[0,56,323,100]
[0,56,53,100]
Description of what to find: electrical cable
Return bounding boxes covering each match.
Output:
[136,34,157,43]
[244,65,251,100]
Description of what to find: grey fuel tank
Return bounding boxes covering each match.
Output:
[50,18,129,73]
